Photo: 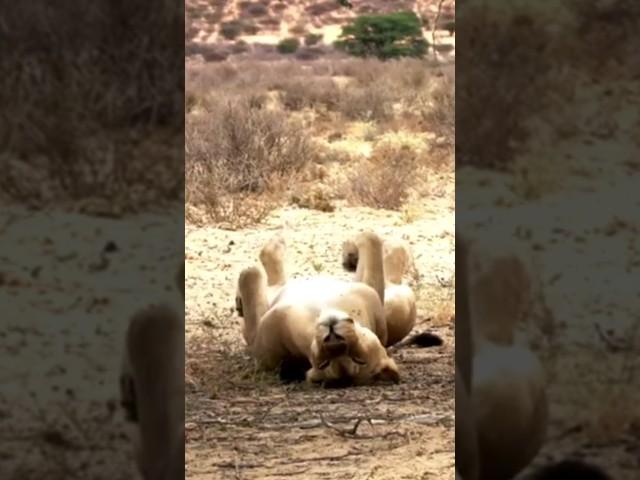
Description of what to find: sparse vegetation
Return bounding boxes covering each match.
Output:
[186,97,314,226]
[277,37,300,54]
[335,11,429,60]
[0,1,183,212]
[348,142,418,210]
[304,33,323,46]
[220,20,244,39]
[185,56,453,228]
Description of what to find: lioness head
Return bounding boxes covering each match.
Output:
[310,309,400,386]
[313,309,365,369]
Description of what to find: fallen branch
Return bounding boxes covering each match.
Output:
[215,451,359,469]
[594,322,626,352]
[200,413,453,431]
[320,414,372,438]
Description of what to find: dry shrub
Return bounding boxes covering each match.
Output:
[259,16,281,28]
[339,58,388,86]
[295,47,324,61]
[278,78,340,111]
[186,42,230,62]
[306,1,340,16]
[567,0,640,75]
[288,24,307,36]
[291,185,336,212]
[244,3,269,17]
[339,84,394,122]
[0,1,183,212]
[456,2,556,170]
[420,70,454,147]
[186,99,313,227]
[242,22,261,35]
[231,40,250,54]
[387,58,431,91]
[348,143,417,210]
[220,21,244,40]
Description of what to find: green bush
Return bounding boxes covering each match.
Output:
[304,33,323,46]
[335,11,428,60]
[277,37,300,54]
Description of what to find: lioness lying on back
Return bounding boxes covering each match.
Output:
[237,232,399,386]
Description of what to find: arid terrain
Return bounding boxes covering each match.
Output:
[185,1,456,479]
[186,0,455,62]
[0,207,182,479]
[456,3,640,479]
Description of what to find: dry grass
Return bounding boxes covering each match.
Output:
[348,142,418,210]
[456,3,555,171]
[185,56,454,226]
[186,98,314,226]
[0,1,183,213]
[420,69,454,147]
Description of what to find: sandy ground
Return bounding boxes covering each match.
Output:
[0,207,182,479]
[185,178,455,479]
[458,77,640,479]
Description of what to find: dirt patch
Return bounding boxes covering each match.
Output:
[0,207,183,478]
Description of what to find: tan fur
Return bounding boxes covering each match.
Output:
[343,235,416,346]
[466,240,548,480]
[237,247,394,385]
[120,303,184,480]
[235,234,287,317]
[467,248,532,346]
[306,309,400,386]
[259,233,287,287]
[352,231,386,306]
[259,234,288,305]
[455,235,480,480]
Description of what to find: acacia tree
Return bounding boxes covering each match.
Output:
[334,11,428,60]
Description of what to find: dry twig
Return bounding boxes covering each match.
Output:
[431,0,446,59]
[319,414,372,438]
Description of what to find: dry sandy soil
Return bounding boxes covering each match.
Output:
[458,77,640,479]
[0,207,183,479]
[185,183,455,479]
[184,2,456,477]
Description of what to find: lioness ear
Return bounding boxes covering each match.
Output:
[375,360,400,384]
